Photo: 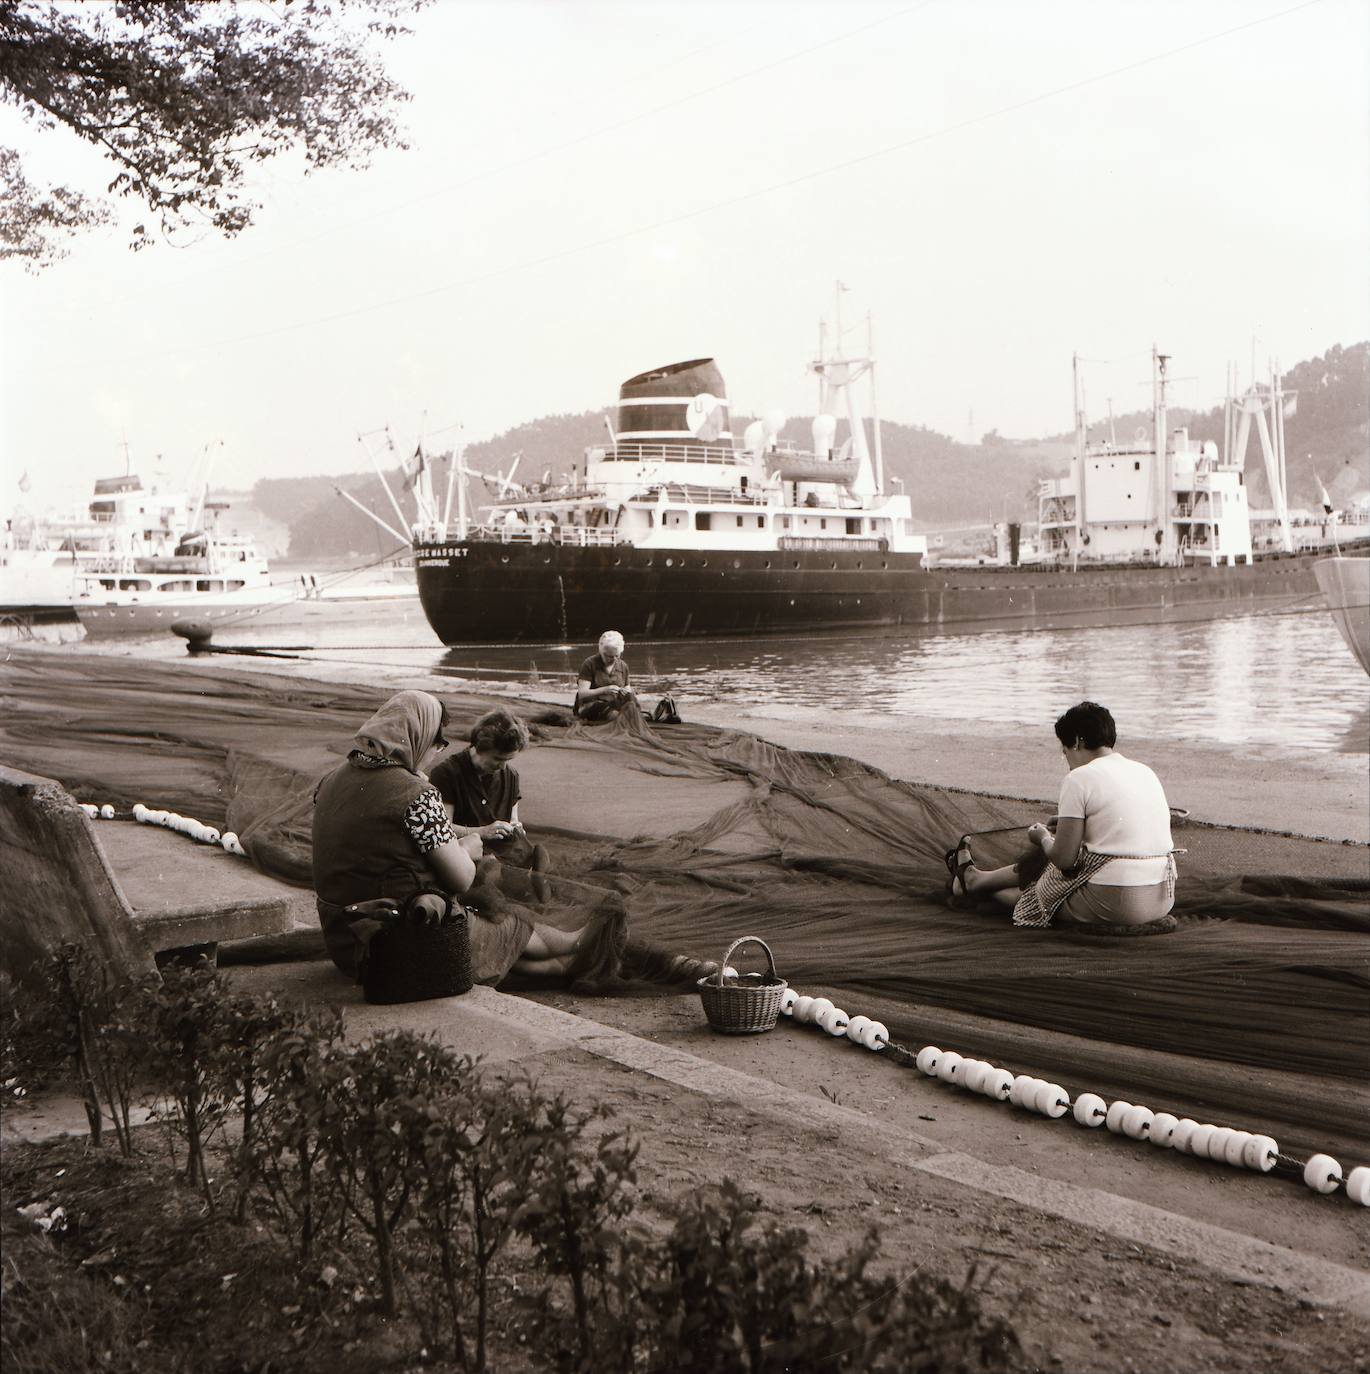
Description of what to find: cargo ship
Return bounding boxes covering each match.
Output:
[409,318,1364,645]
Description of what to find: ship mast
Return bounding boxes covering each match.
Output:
[1227,361,1295,553]
[1072,353,1088,538]
[811,282,879,501]
[1152,347,1176,563]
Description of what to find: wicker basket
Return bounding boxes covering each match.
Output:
[697,936,787,1035]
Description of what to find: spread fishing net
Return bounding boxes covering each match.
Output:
[2,651,1366,1159]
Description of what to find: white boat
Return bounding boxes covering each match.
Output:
[1313,556,1370,674]
[3,470,417,639]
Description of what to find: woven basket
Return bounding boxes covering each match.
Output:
[697,936,787,1035]
[361,895,474,1005]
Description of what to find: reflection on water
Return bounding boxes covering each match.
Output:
[79,606,1367,753]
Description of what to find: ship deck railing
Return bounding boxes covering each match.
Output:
[597,441,750,467]
[466,524,628,547]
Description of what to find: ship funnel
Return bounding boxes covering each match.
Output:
[617,358,731,448]
[743,420,766,457]
[812,414,837,459]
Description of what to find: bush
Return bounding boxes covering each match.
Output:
[4,969,1022,1374]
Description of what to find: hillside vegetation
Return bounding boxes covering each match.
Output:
[263,342,1367,559]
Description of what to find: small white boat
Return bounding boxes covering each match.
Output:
[1313,556,1370,674]
[4,469,418,639]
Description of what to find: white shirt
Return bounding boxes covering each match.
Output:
[1057,752,1173,886]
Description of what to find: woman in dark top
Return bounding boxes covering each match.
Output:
[574,629,637,720]
[312,690,622,983]
[429,708,528,845]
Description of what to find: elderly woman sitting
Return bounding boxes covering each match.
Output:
[312,690,623,984]
[948,701,1178,930]
[574,629,638,721]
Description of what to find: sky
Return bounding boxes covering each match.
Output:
[2,0,1368,512]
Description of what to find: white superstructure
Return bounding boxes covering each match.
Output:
[1037,349,1255,567]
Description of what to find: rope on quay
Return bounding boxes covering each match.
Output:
[763,982,1370,1207]
[210,544,414,631]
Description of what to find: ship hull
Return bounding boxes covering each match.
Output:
[414,539,1359,644]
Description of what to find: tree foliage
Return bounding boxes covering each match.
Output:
[0,0,424,267]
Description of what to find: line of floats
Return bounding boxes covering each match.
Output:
[78,798,247,855]
[771,982,1369,1207]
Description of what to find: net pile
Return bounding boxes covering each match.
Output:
[2,652,1365,1158]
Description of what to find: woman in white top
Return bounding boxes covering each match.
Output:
[949,701,1176,927]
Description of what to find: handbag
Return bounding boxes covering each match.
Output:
[353,889,475,1004]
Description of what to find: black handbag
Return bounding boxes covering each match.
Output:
[354,889,474,1005]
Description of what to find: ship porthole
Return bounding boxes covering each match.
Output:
[881,560,888,569]
[646,558,653,567]
[856,561,863,569]
[733,559,742,569]
[830,561,838,569]
[501,555,510,564]
[665,557,674,567]
[792,561,800,569]
[763,560,771,569]
[542,555,551,564]
[700,558,708,567]
[613,557,621,566]
[789,598,796,606]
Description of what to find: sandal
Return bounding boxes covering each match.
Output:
[943,836,976,905]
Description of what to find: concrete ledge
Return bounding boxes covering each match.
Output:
[100,822,294,949]
[0,765,292,993]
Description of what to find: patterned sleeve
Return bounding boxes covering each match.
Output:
[404,786,457,854]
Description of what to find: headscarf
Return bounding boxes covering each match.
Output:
[350,690,446,773]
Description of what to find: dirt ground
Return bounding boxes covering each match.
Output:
[483,1028,1370,1374]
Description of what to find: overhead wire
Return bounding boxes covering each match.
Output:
[59,1,932,310]
[83,0,1327,369]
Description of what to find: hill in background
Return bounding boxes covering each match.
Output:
[249,342,1367,560]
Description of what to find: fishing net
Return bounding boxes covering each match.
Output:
[2,651,1366,1158]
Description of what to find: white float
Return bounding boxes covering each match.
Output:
[779,988,799,1016]
[1009,1075,1040,1108]
[1104,1101,1134,1134]
[861,1021,889,1051]
[722,965,739,980]
[1242,1135,1277,1173]
[982,1068,1014,1101]
[1121,1105,1154,1140]
[847,1015,873,1045]
[792,996,815,1024]
[1034,1082,1069,1118]
[1149,1112,1179,1148]
[1187,1124,1218,1159]
[133,803,149,822]
[1346,1166,1370,1206]
[99,804,115,819]
[820,1007,850,1036]
[961,1060,990,1094]
[1171,1118,1199,1154]
[1222,1130,1254,1168]
[915,1045,940,1076]
[1073,1093,1107,1127]
[1303,1153,1341,1195]
[936,1051,965,1085]
[808,998,835,1024]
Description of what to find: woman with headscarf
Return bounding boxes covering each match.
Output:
[312,690,623,984]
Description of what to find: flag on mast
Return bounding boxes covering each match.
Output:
[402,445,427,492]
